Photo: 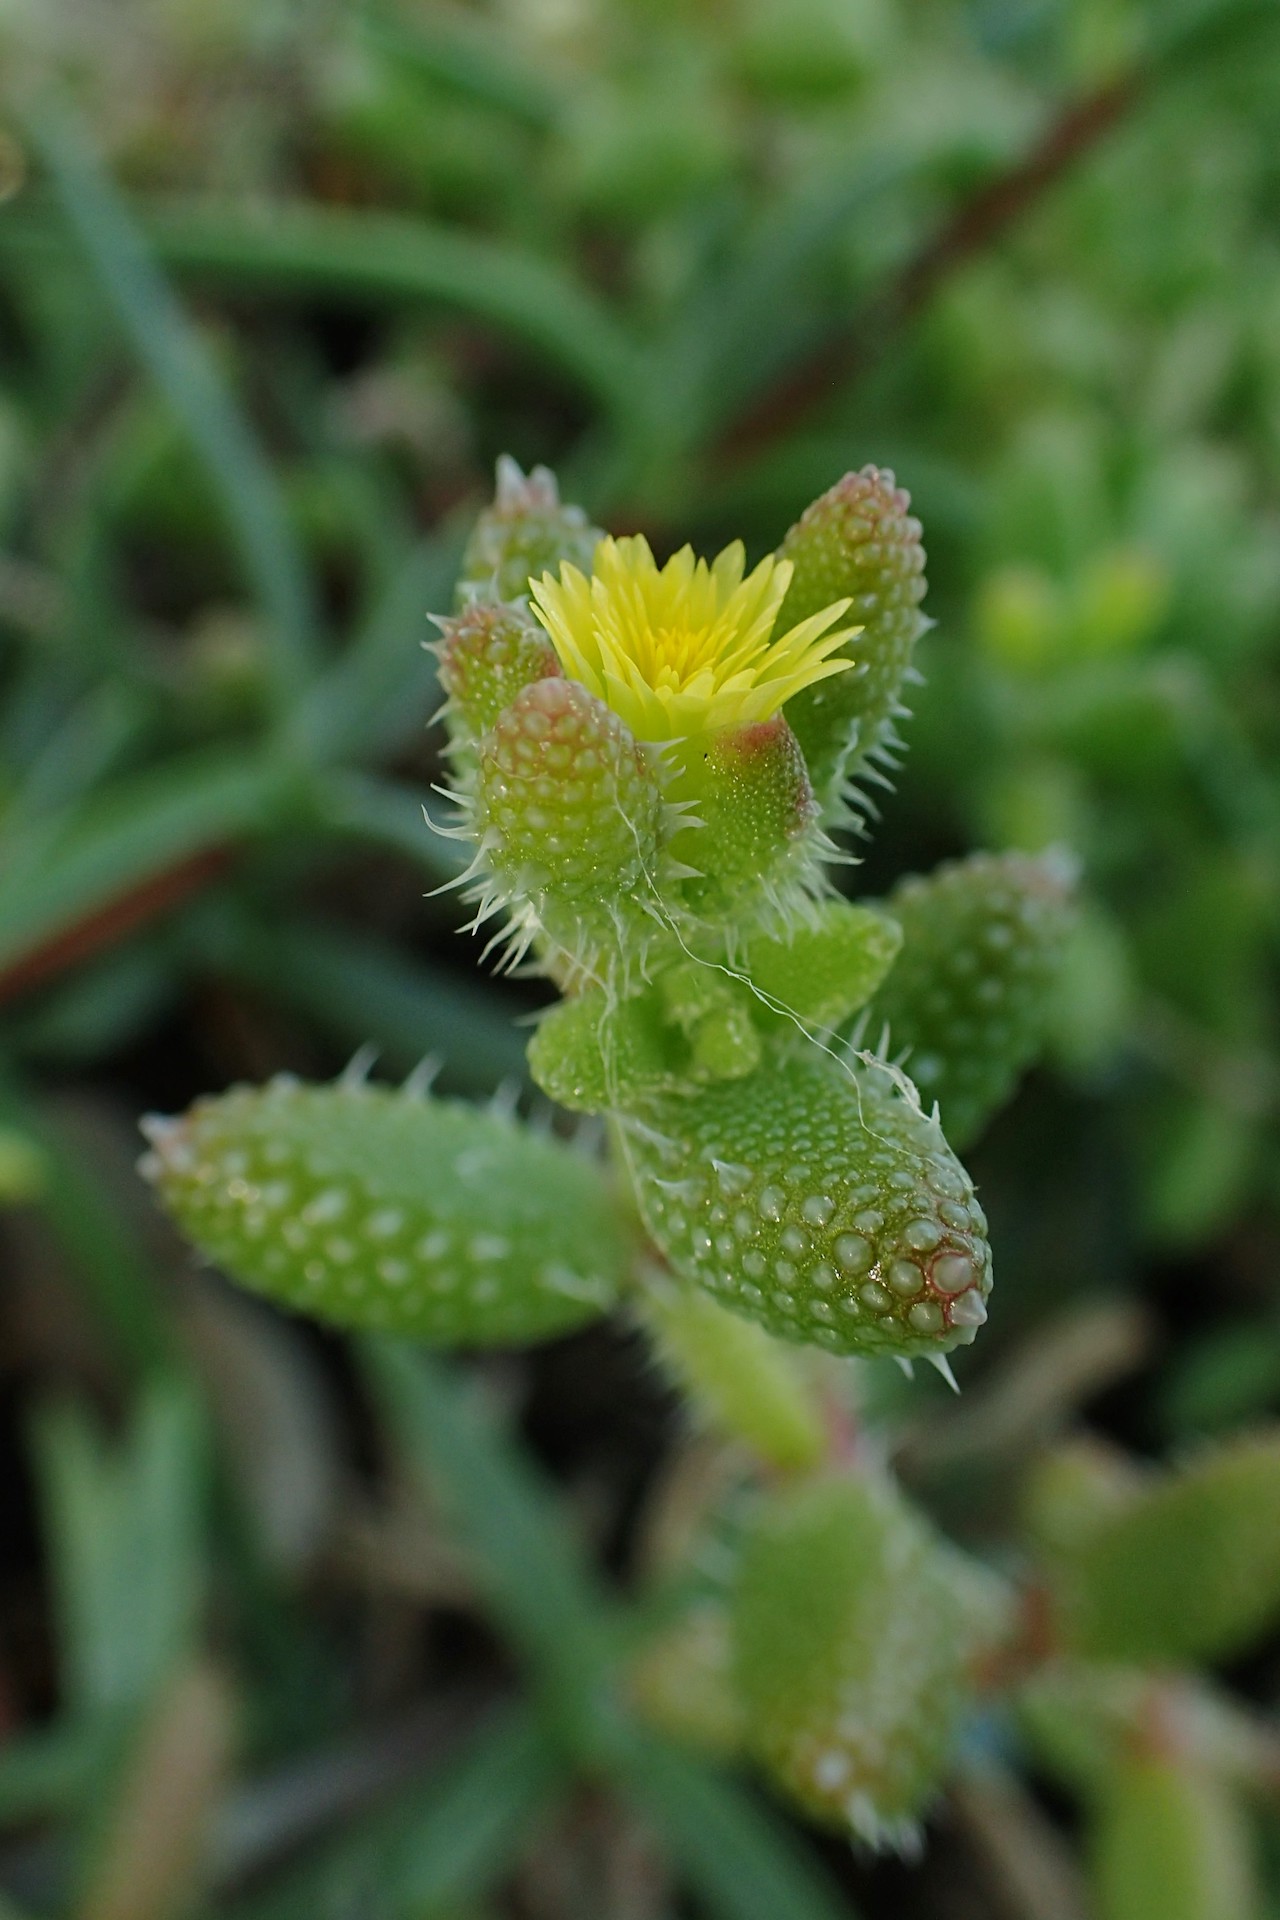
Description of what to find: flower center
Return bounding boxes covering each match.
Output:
[530,534,858,743]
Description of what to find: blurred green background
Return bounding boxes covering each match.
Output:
[0,0,1278,1914]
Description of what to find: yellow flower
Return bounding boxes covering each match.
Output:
[529,534,859,742]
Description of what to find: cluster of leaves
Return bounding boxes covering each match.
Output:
[1,0,1279,1916]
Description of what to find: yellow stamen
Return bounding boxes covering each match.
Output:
[529,534,859,742]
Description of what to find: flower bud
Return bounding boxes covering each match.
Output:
[870,849,1076,1148]
[474,676,668,976]
[140,1075,627,1347]
[456,456,602,607]
[670,714,823,926]
[776,467,927,806]
[624,1048,991,1361]
[733,1477,1001,1850]
[436,600,560,769]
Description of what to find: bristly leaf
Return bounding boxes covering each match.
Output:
[625,1047,992,1361]
[776,468,927,810]
[732,1475,1003,1853]
[869,849,1076,1149]
[141,1077,629,1346]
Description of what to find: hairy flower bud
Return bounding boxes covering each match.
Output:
[776,467,928,807]
[670,715,824,926]
[456,456,602,607]
[869,849,1076,1148]
[140,1075,627,1346]
[436,600,561,768]
[473,676,669,976]
[624,1048,991,1361]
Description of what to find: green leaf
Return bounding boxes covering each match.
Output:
[29,1376,208,1715]
[222,1706,556,1920]
[616,1734,860,1920]
[0,196,647,425]
[146,1080,628,1348]
[1048,1432,1280,1667]
[0,749,286,991]
[24,104,318,709]
[868,850,1077,1149]
[1091,1755,1260,1920]
[360,1339,618,1750]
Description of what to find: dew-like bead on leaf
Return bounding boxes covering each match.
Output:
[869,849,1076,1149]
[732,1477,996,1852]
[473,676,667,975]
[623,1047,992,1359]
[436,600,561,766]
[1043,1432,1280,1667]
[776,467,927,806]
[455,455,603,607]
[139,1077,628,1346]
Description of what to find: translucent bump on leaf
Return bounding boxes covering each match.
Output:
[473,676,668,978]
[437,599,561,769]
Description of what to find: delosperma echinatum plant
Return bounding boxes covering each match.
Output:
[141,456,1079,1851]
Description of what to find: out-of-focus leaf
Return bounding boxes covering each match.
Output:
[24,106,319,708]
[287,532,464,764]
[75,1660,233,1920]
[311,769,464,882]
[30,1375,208,1714]
[14,943,178,1066]
[0,750,287,995]
[0,1075,173,1373]
[190,911,528,1093]
[0,197,647,424]
[359,1340,615,1747]
[219,1705,556,1920]
[1090,1753,1259,1920]
[358,6,564,127]
[616,1734,860,1920]
[0,1718,111,1825]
